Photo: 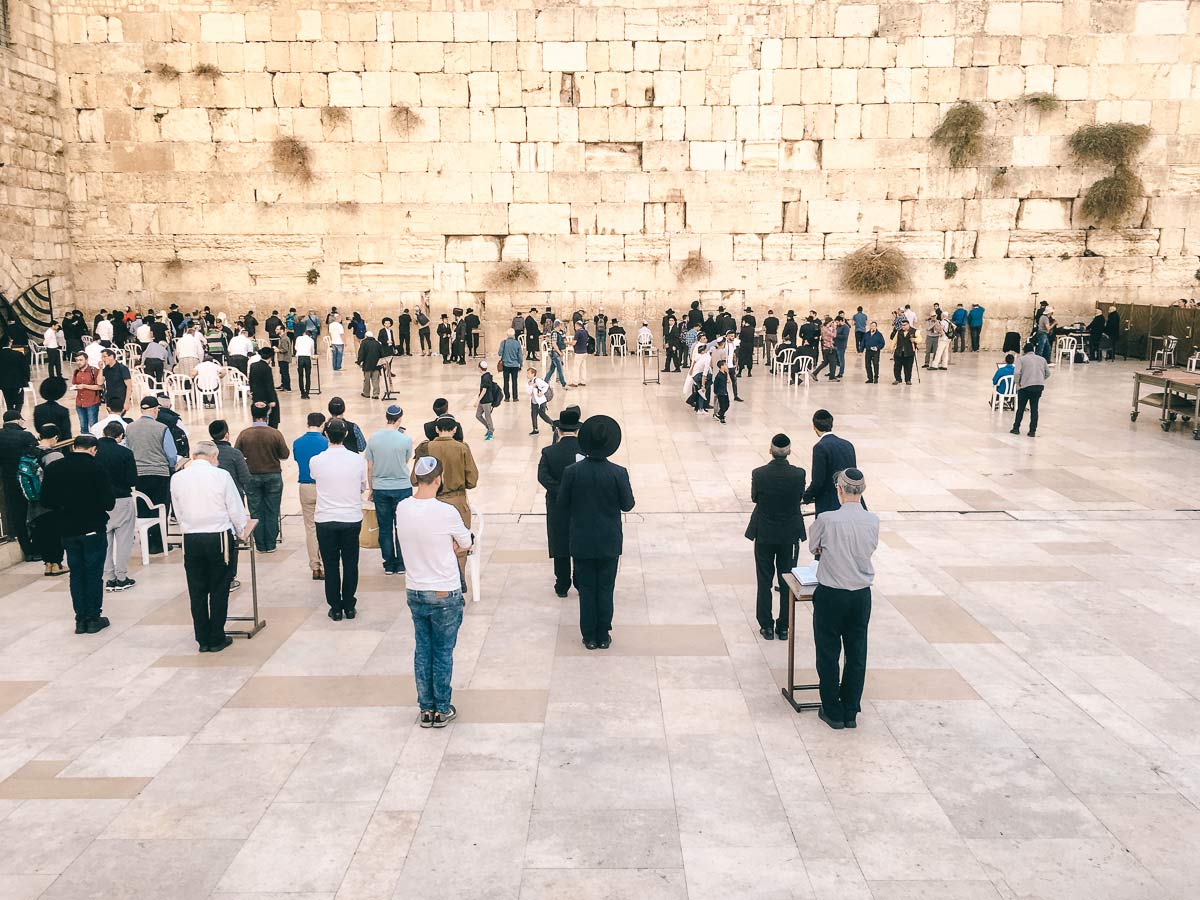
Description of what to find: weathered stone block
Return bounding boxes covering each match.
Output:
[1085,229,1161,257]
[200,12,245,43]
[509,202,571,234]
[1008,230,1086,257]
[1016,198,1072,230]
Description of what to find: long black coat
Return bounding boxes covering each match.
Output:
[248,359,279,428]
[557,456,635,560]
[745,457,807,544]
[536,434,581,558]
[803,433,859,516]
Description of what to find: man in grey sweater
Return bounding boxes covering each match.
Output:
[1011,342,1051,438]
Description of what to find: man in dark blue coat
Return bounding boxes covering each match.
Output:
[536,405,582,598]
[802,409,860,516]
[745,433,807,641]
[557,414,635,650]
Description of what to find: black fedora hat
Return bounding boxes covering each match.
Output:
[554,405,582,431]
[578,414,621,459]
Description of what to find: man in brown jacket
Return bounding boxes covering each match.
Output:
[413,415,478,530]
[234,401,290,552]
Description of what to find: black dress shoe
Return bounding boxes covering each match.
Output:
[555,589,569,598]
[818,709,844,730]
[844,716,857,729]
[210,636,233,653]
[776,628,789,641]
[759,626,774,640]
[344,608,357,620]
[597,636,611,649]
[583,639,597,650]
[85,617,110,634]
[74,620,87,635]
[199,644,212,653]
[1010,426,1020,434]
[329,609,344,621]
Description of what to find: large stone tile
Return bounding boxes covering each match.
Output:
[41,838,241,900]
[517,868,687,900]
[0,800,126,875]
[967,837,1162,900]
[682,843,814,900]
[524,808,681,869]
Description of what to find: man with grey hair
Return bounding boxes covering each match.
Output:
[807,467,879,730]
[170,441,252,653]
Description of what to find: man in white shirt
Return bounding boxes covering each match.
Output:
[135,320,153,346]
[328,314,345,371]
[191,356,225,408]
[170,441,251,653]
[175,326,202,375]
[295,329,316,399]
[90,399,130,438]
[636,321,653,350]
[84,339,103,368]
[394,455,473,728]
[310,419,367,620]
[43,321,64,378]
[527,367,554,435]
[687,344,712,412]
[95,316,114,343]
[227,329,253,375]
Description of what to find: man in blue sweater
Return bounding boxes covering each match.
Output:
[967,303,985,352]
[951,304,969,352]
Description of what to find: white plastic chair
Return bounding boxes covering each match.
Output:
[1054,336,1077,368]
[793,354,815,386]
[132,488,172,565]
[28,343,46,371]
[226,368,251,408]
[124,342,142,366]
[467,509,485,603]
[133,371,157,398]
[1187,352,1200,372]
[165,373,195,410]
[1152,336,1178,369]
[635,338,654,358]
[609,333,627,357]
[193,370,223,409]
[991,374,1016,411]
[773,348,796,383]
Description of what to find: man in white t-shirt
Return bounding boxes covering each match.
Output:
[328,315,345,371]
[43,321,64,378]
[175,326,202,375]
[394,456,472,728]
[309,419,367,621]
[95,316,114,343]
[294,329,316,399]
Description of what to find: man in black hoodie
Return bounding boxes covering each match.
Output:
[41,434,116,633]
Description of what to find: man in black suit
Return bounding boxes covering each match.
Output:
[536,406,582,597]
[745,433,806,641]
[557,415,635,650]
[422,398,464,442]
[248,346,280,428]
[377,318,397,356]
[802,409,859,516]
[397,309,413,356]
[0,338,30,413]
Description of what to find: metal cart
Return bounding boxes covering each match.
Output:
[1130,371,1200,438]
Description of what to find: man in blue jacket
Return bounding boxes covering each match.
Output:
[802,409,861,516]
[862,321,886,383]
[852,307,868,353]
[557,415,635,650]
[967,303,985,352]
[951,303,969,352]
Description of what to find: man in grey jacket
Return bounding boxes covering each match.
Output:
[1011,342,1050,438]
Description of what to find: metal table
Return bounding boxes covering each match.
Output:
[1130,370,1200,439]
[779,573,818,713]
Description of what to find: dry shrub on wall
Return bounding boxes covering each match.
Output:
[306,268,320,285]
[151,62,180,80]
[164,256,183,273]
[273,136,313,183]
[1021,92,1060,113]
[193,63,221,78]
[391,103,421,136]
[676,251,711,283]
[1081,167,1144,226]
[841,244,910,295]
[930,102,985,168]
[489,261,536,289]
[1068,123,1151,167]
[322,107,349,127]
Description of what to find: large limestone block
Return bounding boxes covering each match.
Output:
[781,140,821,170]
[543,42,587,72]
[509,203,571,234]
[200,12,245,43]
[1016,198,1072,230]
[393,43,445,73]
[446,235,502,262]
[327,72,362,107]
[1008,230,1086,257]
[160,108,212,142]
[1086,229,1161,257]
[835,4,879,37]
[808,200,861,233]
[1031,256,1105,288]
[1134,1,1189,34]
[420,73,468,107]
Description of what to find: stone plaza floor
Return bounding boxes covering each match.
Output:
[1,343,1199,899]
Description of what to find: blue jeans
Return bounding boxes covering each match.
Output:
[547,355,566,386]
[373,487,412,573]
[245,472,283,551]
[64,532,106,622]
[77,405,100,433]
[408,589,464,713]
[835,345,847,376]
[332,344,344,370]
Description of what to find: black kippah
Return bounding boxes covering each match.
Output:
[771,433,790,449]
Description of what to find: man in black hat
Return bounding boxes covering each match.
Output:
[537,406,582,597]
[557,415,635,650]
[746,434,807,641]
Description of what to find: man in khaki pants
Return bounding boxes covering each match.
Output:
[292,411,329,579]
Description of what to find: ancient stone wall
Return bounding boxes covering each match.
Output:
[0,0,71,307]
[47,1,1200,343]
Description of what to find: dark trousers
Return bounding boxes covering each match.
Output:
[893,355,914,383]
[183,531,237,649]
[245,472,283,551]
[1014,385,1044,433]
[663,345,682,372]
[812,584,872,722]
[317,520,360,611]
[531,401,554,431]
[2,477,32,555]
[229,355,248,376]
[419,327,431,352]
[553,556,572,594]
[715,393,730,421]
[135,473,171,554]
[31,513,63,565]
[399,331,411,355]
[865,348,880,381]
[64,532,107,623]
[297,357,312,397]
[144,358,164,386]
[278,360,291,390]
[953,327,967,352]
[439,338,450,362]
[754,541,798,631]
[573,556,618,643]
[854,331,865,352]
[729,369,739,399]
[47,348,63,378]
[970,326,981,351]
[2,386,22,413]
[813,347,837,377]
[502,366,519,401]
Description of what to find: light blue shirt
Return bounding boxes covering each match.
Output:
[852,312,868,332]
[499,337,524,368]
[364,428,413,490]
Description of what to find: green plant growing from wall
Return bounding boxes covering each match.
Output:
[1069,123,1151,226]
[1021,92,1060,113]
[273,136,313,183]
[943,261,958,280]
[306,268,320,285]
[842,243,909,294]
[930,102,985,168]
